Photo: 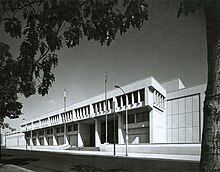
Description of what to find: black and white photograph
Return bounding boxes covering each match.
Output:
[0,0,219,171]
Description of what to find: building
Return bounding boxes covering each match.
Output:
[2,76,206,155]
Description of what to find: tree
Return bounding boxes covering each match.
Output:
[0,0,148,120]
[0,42,23,119]
[1,0,219,171]
[178,0,220,171]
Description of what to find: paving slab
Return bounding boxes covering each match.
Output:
[0,164,34,172]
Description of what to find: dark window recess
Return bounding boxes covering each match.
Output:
[32,131,37,137]
[26,132,31,138]
[39,130,44,136]
[68,125,73,132]
[97,103,100,112]
[140,89,145,102]
[87,106,90,114]
[61,126,64,133]
[47,129,53,135]
[128,114,135,124]
[92,104,96,113]
[109,98,113,109]
[122,95,126,106]
[133,91,138,103]
[123,114,135,124]
[73,124,78,131]
[137,112,149,123]
[56,127,60,133]
[128,93,132,104]
[116,96,121,107]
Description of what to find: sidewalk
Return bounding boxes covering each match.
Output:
[8,146,200,162]
[0,164,34,172]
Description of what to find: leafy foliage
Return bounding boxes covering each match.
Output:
[0,43,22,119]
[0,0,148,119]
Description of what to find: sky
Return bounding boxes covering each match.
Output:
[1,0,207,131]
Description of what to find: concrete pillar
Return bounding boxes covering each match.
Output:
[103,101,106,112]
[131,93,134,104]
[113,97,118,109]
[58,114,62,124]
[78,122,83,147]
[90,104,94,116]
[64,123,68,145]
[118,114,125,144]
[44,129,48,146]
[138,90,141,103]
[94,119,101,147]
[53,127,58,145]
[120,96,123,107]
[99,103,102,113]
[108,100,111,111]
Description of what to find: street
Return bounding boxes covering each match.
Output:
[1,148,199,172]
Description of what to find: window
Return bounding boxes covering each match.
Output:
[32,131,37,137]
[124,114,135,124]
[61,126,64,133]
[68,125,73,132]
[56,127,60,133]
[39,130,44,136]
[128,114,135,124]
[73,124,77,131]
[137,112,149,123]
[47,129,53,135]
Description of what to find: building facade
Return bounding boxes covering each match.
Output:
[2,76,206,153]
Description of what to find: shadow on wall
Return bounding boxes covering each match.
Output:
[70,164,128,172]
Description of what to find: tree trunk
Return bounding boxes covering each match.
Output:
[200,0,220,171]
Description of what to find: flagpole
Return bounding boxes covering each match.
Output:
[64,89,67,144]
[105,65,108,144]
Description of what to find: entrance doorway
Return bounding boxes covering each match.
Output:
[101,120,118,144]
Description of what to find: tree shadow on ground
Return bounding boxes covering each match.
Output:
[70,164,128,172]
[2,157,40,165]
[2,153,15,157]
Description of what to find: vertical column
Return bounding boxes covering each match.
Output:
[108,100,111,111]
[77,122,83,147]
[103,101,106,112]
[113,97,118,110]
[131,93,134,104]
[90,105,94,117]
[59,113,62,124]
[53,127,58,145]
[118,114,125,144]
[65,124,69,145]
[99,103,102,113]
[44,129,48,146]
[120,96,123,107]
[94,119,101,147]
[138,90,141,103]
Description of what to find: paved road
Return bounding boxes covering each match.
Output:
[2,148,199,172]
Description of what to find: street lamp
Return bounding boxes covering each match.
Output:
[115,85,128,156]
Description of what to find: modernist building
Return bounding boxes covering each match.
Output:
[2,76,206,154]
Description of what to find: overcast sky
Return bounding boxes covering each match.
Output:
[2,0,207,131]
